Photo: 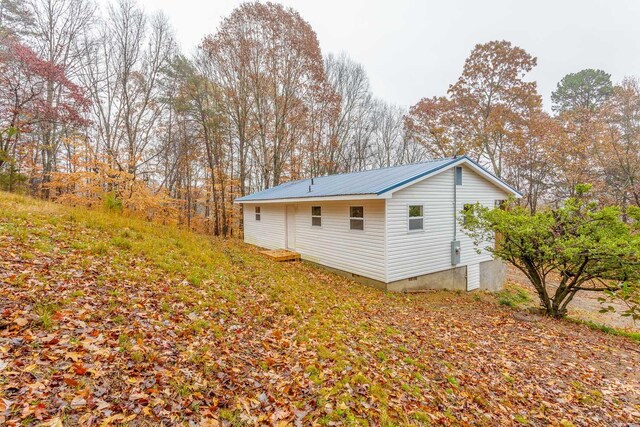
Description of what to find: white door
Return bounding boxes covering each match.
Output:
[467,264,480,291]
[286,206,296,250]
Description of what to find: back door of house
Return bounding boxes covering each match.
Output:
[286,206,296,249]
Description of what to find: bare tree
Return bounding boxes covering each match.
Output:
[201,22,253,197]
[372,100,405,168]
[83,0,174,185]
[0,0,34,36]
[24,0,95,196]
[155,56,206,229]
[324,53,374,172]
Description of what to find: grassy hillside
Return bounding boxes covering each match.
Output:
[1,192,639,426]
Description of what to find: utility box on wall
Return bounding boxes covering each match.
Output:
[451,240,461,265]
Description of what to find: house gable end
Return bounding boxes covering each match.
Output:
[378,156,522,199]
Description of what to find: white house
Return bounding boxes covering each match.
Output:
[235,156,521,292]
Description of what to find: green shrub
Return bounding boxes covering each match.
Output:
[497,286,531,308]
[103,192,123,212]
[0,170,29,193]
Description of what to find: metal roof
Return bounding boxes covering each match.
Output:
[235,156,520,202]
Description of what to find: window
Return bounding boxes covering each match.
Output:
[349,206,364,230]
[408,205,424,231]
[455,166,463,185]
[255,206,261,221]
[311,206,321,226]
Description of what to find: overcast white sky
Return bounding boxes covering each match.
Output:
[111,0,640,110]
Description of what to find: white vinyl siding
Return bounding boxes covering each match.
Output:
[385,164,509,282]
[295,200,386,281]
[243,203,286,250]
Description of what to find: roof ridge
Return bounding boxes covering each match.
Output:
[233,155,526,203]
[308,156,457,181]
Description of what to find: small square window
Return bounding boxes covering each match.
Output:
[350,206,364,230]
[255,206,261,221]
[311,206,321,226]
[408,205,424,231]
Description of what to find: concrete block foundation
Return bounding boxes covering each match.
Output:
[387,266,468,292]
[478,259,506,292]
[305,259,506,293]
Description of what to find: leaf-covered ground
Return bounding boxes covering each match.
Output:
[1,192,639,426]
[506,267,640,332]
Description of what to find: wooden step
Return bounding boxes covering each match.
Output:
[259,249,301,262]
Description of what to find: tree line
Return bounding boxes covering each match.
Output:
[1,0,638,236]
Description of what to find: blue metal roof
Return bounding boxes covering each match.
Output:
[235,156,519,202]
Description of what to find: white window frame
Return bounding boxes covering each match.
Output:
[311,206,322,227]
[255,206,261,221]
[349,205,365,231]
[407,204,425,233]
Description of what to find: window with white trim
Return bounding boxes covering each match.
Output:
[408,205,424,231]
[255,206,261,221]
[349,206,364,230]
[311,206,321,226]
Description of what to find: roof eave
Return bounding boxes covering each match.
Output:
[374,157,461,195]
[234,193,386,204]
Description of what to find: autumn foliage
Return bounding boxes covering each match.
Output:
[0,36,89,191]
[2,1,639,233]
[406,42,640,212]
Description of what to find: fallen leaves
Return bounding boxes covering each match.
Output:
[45,417,63,427]
[13,318,28,327]
[1,193,639,426]
[70,396,86,409]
